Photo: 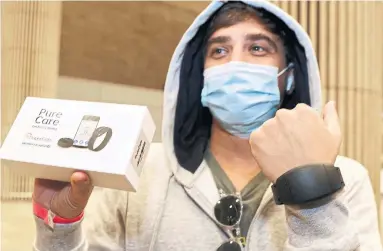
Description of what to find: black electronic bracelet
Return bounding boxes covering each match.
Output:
[271,164,345,205]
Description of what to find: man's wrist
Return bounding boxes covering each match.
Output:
[33,200,84,228]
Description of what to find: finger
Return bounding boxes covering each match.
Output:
[51,172,93,218]
[323,101,341,135]
[71,171,90,187]
[70,172,93,202]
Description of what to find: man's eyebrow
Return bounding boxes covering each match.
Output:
[245,33,279,52]
[206,36,231,48]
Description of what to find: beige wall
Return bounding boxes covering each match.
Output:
[57,76,164,142]
[59,1,207,89]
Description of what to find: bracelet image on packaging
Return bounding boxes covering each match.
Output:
[87,127,112,152]
[57,127,112,152]
[57,115,112,152]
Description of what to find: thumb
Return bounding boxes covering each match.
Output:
[51,172,92,218]
[323,101,341,136]
[70,172,93,203]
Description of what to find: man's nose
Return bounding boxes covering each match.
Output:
[230,46,246,62]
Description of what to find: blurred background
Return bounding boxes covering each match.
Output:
[1,1,382,250]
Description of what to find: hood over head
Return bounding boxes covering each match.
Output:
[162,0,322,175]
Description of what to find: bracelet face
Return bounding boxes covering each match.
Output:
[87,127,112,152]
[272,165,345,205]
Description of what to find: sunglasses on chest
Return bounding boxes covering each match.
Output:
[214,189,244,251]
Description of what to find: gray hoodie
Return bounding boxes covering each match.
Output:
[33,1,382,250]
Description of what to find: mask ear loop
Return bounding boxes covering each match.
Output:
[278,63,295,95]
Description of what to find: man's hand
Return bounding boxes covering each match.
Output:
[33,172,93,219]
[249,101,342,183]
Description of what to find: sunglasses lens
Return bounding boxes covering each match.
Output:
[217,240,242,251]
[214,195,241,226]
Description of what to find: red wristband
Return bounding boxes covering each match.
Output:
[33,200,84,228]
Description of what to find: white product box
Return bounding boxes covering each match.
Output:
[0,97,156,191]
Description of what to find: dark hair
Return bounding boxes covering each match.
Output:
[174,1,311,173]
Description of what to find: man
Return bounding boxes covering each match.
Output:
[32,1,382,250]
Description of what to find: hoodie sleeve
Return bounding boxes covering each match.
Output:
[33,187,129,251]
[283,160,382,251]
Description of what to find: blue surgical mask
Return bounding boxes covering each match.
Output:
[201,61,286,138]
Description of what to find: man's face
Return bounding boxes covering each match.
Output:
[204,19,288,96]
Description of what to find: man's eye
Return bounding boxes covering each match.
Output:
[250,45,267,55]
[211,47,227,57]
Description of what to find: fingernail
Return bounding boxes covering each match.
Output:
[73,178,88,187]
[78,179,89,187]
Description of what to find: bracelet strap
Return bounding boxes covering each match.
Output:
[271,164,345,205]
[33,200,84,229]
